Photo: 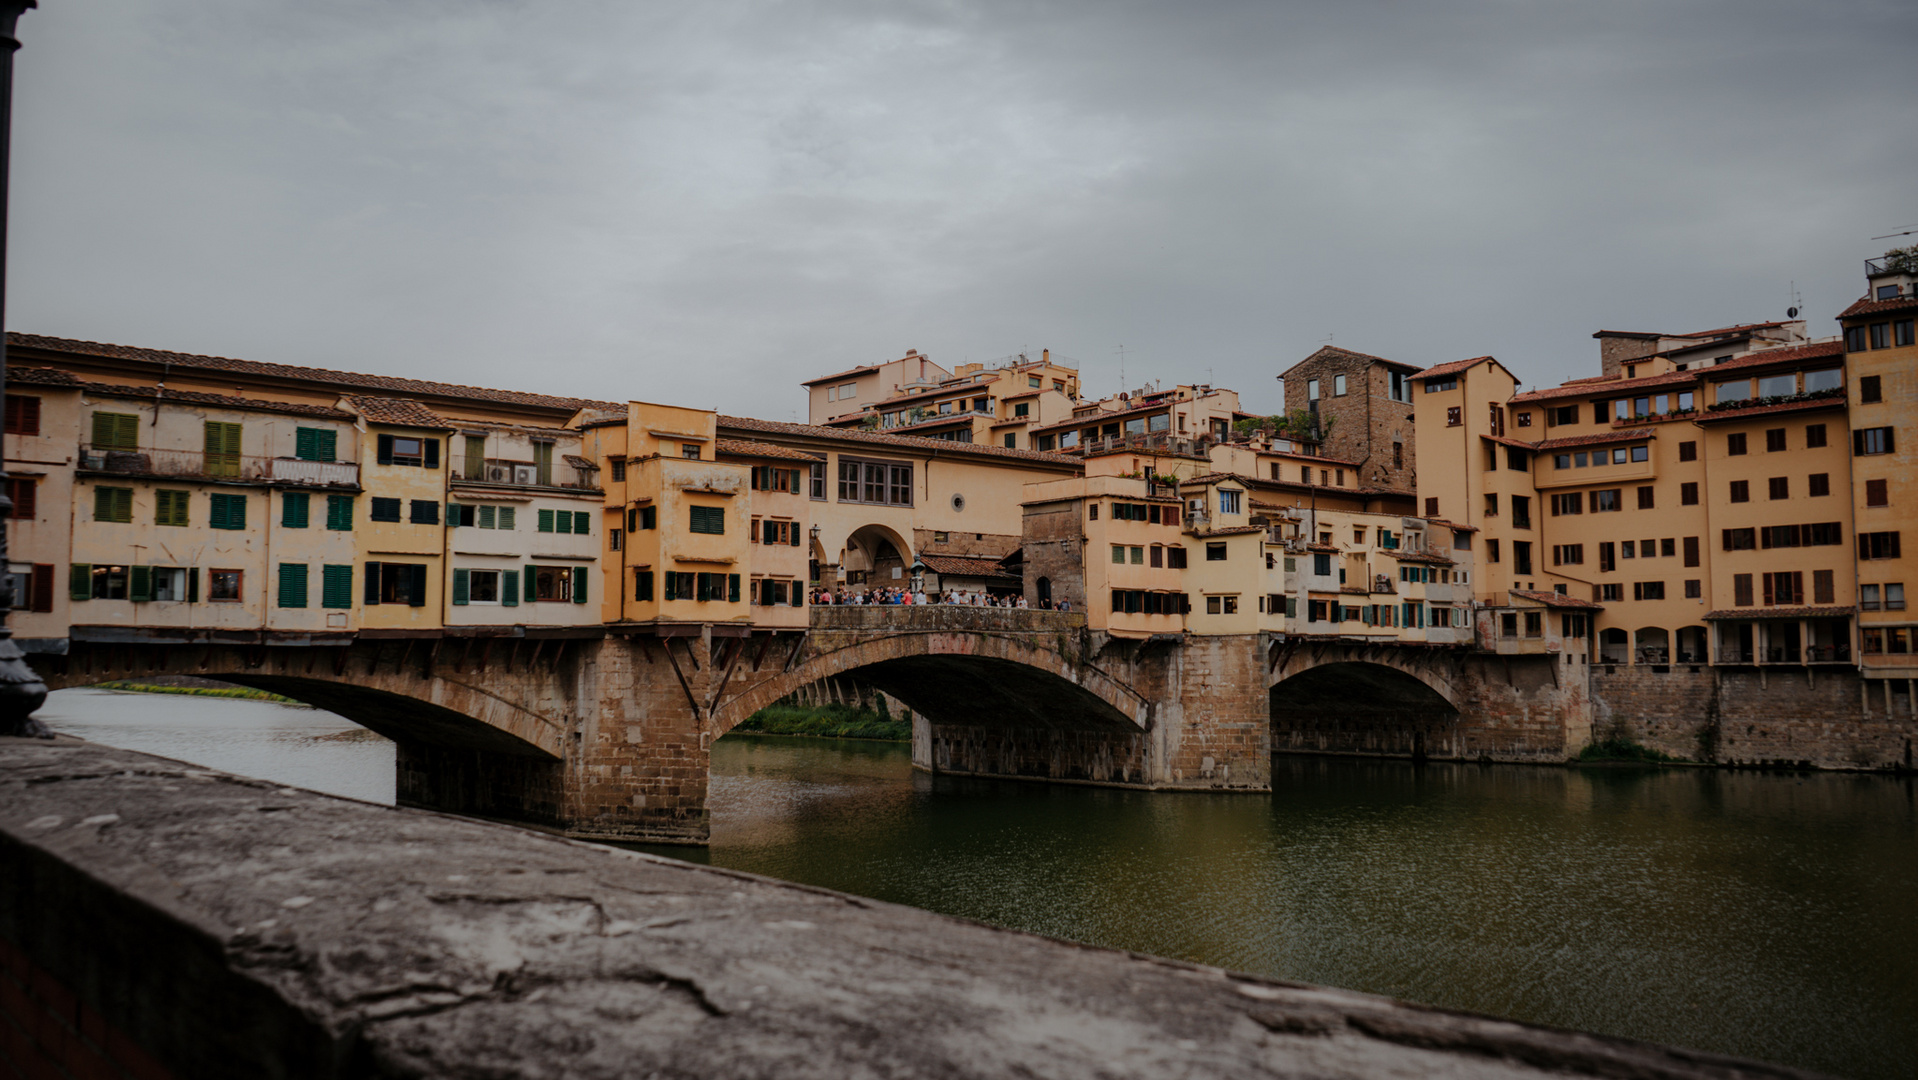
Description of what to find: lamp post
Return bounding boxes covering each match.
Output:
[0,0,48,738]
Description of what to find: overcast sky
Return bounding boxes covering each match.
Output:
[10,1,1915,418]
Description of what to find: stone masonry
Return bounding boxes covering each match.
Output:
[1279,346,1420,491]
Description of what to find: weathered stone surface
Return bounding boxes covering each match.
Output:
[0,738,1825,1079]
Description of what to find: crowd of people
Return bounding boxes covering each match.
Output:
[809,586,1069,610]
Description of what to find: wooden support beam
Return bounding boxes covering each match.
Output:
[752,632,774,672]
[662,638,703,720]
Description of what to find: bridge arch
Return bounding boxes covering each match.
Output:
[1268,644,1464,759]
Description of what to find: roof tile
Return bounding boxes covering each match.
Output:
[344,395,454,429]
[714,438,826,462]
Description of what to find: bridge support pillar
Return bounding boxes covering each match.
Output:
[558,636,713,845]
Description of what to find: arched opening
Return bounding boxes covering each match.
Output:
[1675,626,1708,664]
[1633,627,1669,665]
[1270,661,1460,759]
[841,523,913,587]
[1598,628,1629,665]
[1036,576,1052,608]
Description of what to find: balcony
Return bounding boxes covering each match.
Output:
[1063,432,1208,458]
[79,445,359,488]
[451,459,600,491]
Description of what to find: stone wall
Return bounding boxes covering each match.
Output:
[0,739,1805,1080]
[1280,347,1417,491]
[1020,500,1087,611]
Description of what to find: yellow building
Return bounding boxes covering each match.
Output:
[606,403,753,627]
[1840,253,1917,692]
[344,396,453,631]
[718,438,819,629]
[1019,446,1203,628]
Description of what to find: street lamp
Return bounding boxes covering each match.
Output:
[0,0,48,738]
[909,556,926,595]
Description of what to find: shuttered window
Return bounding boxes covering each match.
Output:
[539,508,555,533]
[452,568,471,606]
[204,421,243,478]
[501,570,519,607]
[572,567,589,604]
[321,565,353,609]
[209,493,247,530]
[326,495,354,531]
[282,492,310,528]
[90,412,139,450]
[498,507,516,531]
[93,486,133,523]
[5,395,40,436]
[533,441,554,486]
[154,489,190,527]
[464,435,486,480]
[689,505,724,534]
[294,427,338,462]
[277,563,309,608]
[6,478,35,521]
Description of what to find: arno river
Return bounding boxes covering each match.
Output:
[36,688,1918,1080]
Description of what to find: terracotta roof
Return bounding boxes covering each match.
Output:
[1415,356,1494,381]
[1278,345,1422,378]
[1392,551,1455,565]
[69,378,358,421]
[1509,590,1602,610]
[1590,330,1664,341]
[919,553,1018,579]
[1692,396,1846,425]
[562,454,597,471]
[344,395,454,429]
[1429,519,1478,533]
[1670,320,1799,340]
[714,438,825,462]
[1306,543,1339,553]
[715,414,1081,466]
[1534,428,1656,450]
[864,376,1001,410]
[1481,434,1536,451]
[1511,371,1696,404]
[9,333,616,414]
[9,366,81,386]
[1704,604,1856,621]
[1695,340,1844,375]
[1191,525,1267,537]
[1839,295,1918,320]
[800,364,880,387]
[999,388,1045,401]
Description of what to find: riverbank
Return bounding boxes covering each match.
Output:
[731,702,909,741]
[88,680,303,705]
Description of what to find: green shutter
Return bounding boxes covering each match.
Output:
[663,571,676,601]
[525,565,537,602]
[278,563,308,608]
[478,504,496,529]
[534,442,553,486]
[94,486,114,522]
[464,435,486,480]
[282,492,310,528]
[92,412,140,450]
[452,568,470,605]
[538,509,555,533]
[556,510,572,534]
[210,493,247,531]
[322,564,353,609]
[498,507,515,531]
[572,567,588,604]
[70,563,92,600]
[728,574,740,603]
[294,427,337,463]
[130,566,153,602]
[502,570,519,607]
[326,495,353,531]
[156,489,190,527]
[573,512,588,537]
[204,421,242,478]
[295,427,316,461]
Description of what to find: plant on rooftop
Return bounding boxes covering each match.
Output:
[1883,246,1918,274]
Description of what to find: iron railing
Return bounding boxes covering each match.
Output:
[79,444,359,487]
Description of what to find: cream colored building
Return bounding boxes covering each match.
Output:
[1840,254,1918,687]
[802,349,949,426]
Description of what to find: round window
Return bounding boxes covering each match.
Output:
[951,493,966,512]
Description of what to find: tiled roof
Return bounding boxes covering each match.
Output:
[1534,427,1656,450]
[1191,525,1267,537]
[1671,320,1798,340]
[1306,543,1339,553]
[1510,371,1696,404]
[9,333,617,414]
[800,364,880,387]
[562,454,598,470]
[66,377,357,421]
[1509,590,1602,610]
[1838,294,1918,320]
[1481,434,1536,451]
[1278,345,1422,378]
[9,366,81,386]
[344,395,454,429]
[1692,396,1846,425]
[1428,519,1478,533]
[1415,356,1494,381]
[1392,551,1455,565]
[1704,604,1856,621]
[1000,388,1045,401]
[1694,340,1844,375]
[714,438,825,462]
[1027,398,1177,436]
[715,414,1081,466]
[864,375,1001,410]
[919,553,1019,579]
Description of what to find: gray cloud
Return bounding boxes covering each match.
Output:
[11,0,1915,415]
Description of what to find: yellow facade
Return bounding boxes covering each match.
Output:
[1840,270,1918,678]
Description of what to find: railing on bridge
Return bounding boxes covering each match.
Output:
[809,605,1086,633]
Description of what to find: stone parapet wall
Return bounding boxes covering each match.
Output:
[0,739,1821,1080]
[1593,666,1917,769]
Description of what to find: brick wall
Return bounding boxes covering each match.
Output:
[1279,348,1416,491]
[1593,665,1918,768]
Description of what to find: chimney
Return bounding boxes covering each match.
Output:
[1042,348,1049,363]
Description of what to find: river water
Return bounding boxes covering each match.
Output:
[33,689,1918,1079]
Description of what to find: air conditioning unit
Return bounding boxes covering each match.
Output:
[487,465,511,482]
[513,465,538,485]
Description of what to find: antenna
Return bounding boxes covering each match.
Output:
[1114,344,1128,395]
[1787,281,1802,320]
[1870,225,1918,241]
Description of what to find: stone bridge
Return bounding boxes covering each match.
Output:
[37,611,1590,844]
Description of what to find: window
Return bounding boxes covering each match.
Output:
[1426,377,1458,393]
[1900,321,1916,347]
[1551,405,1578,426]
[405,499,437,525]
[1812,569,1834,605]
[277,563,308,609]
[1862,583,1882,609]
[294,427,338,462]
[370,497,402,522]
[1729,480,1749,503]
[1722,528,1756,550]
[1167,546,1187,569]
[689,505,725,534]
[1683,536,1699,567]
[1505,447,1529,471]
[1486,538,1500,564]
[5,395,40,435]
[1732,574,1753,607]
[322,565,353,609]
[1684,579,1701,599]
[1307,378,1320,401]
[1804,522,1843,546]
[1632,581,1665,601]
[1675,441,1696,463]
[365,562,428,606]
[1765,428,1786,453]
[1860,532,1902,560]
[1550,493,1582,516]
[1511,496,1531,528]
[1854,427,1895,456]
[837,459,913,506]
[326,495,355,531]
[152,489,189,527]
[1206,543,1227,562]
[1333,374,1347,396]
[1847,326,1869,352]
[1866,479,1889,507]
[809,462,826,500]
[1859,375,1882,403]
[610,459,626,482]
[376,435,436,469]
[1515,411,1532,428]
[1636,486,1655,510]
[1425,496,1439,516]
[1553,544,1584,566]
[208,493,247,531]
[1768,477,1788,500]
[1870,323,1891,349]
[1888,583,1908,611]
[282,492,310,528]
[1762,572,1804,606]
[682,444,701,460]
[90,412,139,450]
[1802,473,1829,498]
[1512,541,1533,575]
[1727,432,1747,455]
[1218,489,1242,514]
[1111,544,1126,564]
[449,504,476,528]
[1485,493,1498,517]
[209,569,243,602]
[1589,489,1621,513]
[1446,406,1461,426]
[1805,424,1827,449]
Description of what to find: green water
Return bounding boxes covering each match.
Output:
[651,737,1917,1080]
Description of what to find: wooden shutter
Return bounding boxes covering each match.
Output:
[278,563,308,608]
[408,564,428,607]
[282,492,310,528]
[663,570,675,601]
[5,395,40,435]
[186,568,199,603]
[377,434,395,465]
[502,570,519,607]
[573,512,587,537]
[30,564,54,612]
[8,478,34,521]
[728,574,740,603]
[539,509,555,533]
[1683,536,1699,568]
[204,421,242,477]
[94,486,115,522]
[498,507,515,531]
[70,563,91,600]
[364,563,382,605]
[533,442,552,485]
[326,495,353,531]
[464,435,485,479]
[452,568,471,605]
[572,567,588,604]
[322,565,352,609]
[295,427,318,461]
[525,566,537,603]
[130,566,153,602]
[424,439,440,469]
[479,504,496,529]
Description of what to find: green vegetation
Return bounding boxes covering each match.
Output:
[732,702,910,742]
[1577,736,1685,764]
[92,681,302,704]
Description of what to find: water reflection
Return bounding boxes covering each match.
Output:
[663,737,1916,1080]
